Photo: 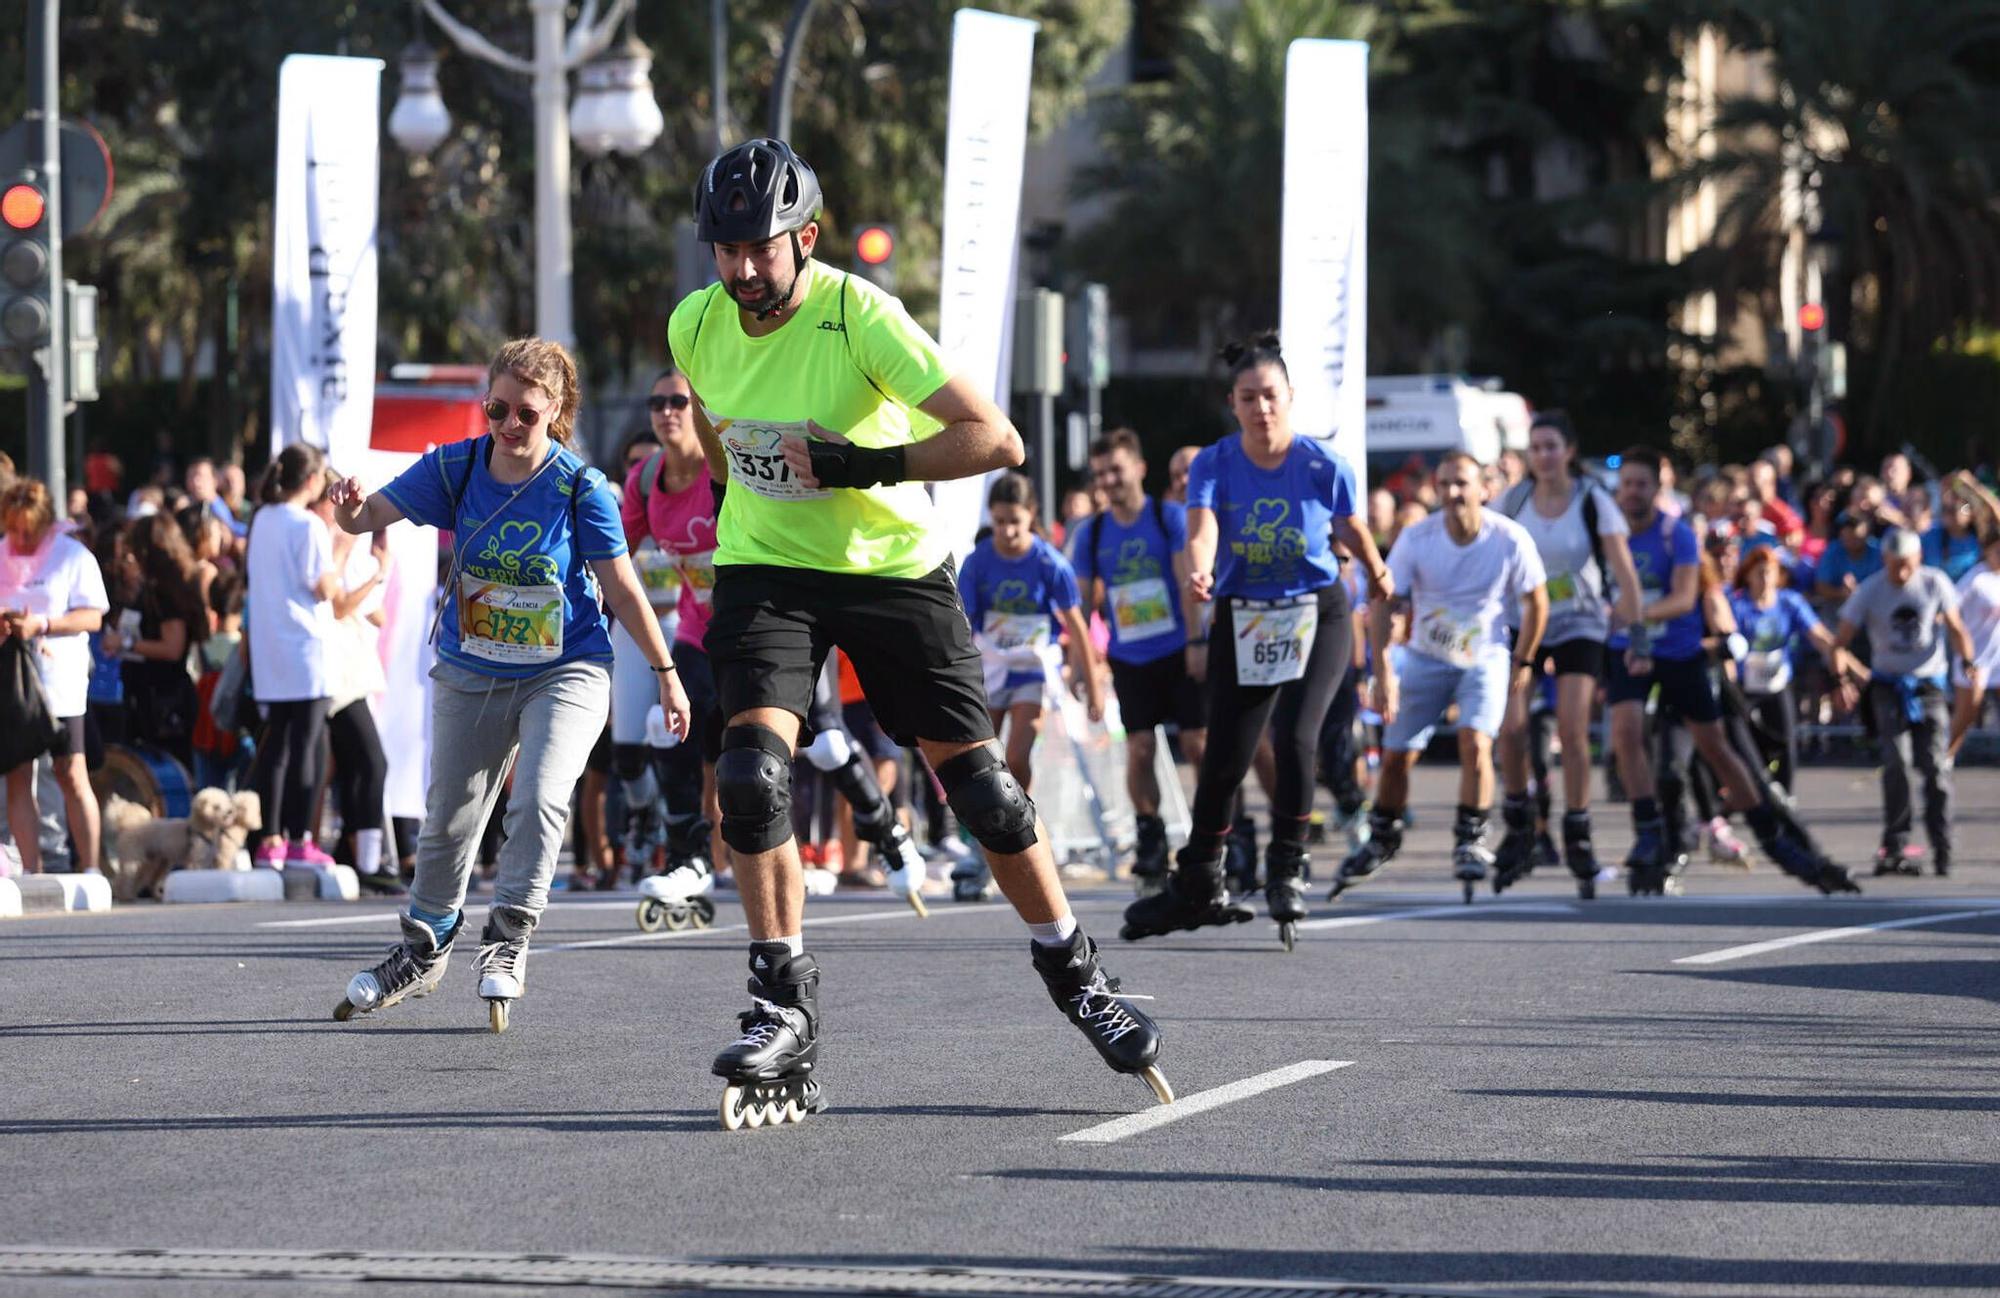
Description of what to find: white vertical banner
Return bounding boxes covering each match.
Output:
[933,9,1038,557]
[271,54,383,465]
[1280,39,1369,489]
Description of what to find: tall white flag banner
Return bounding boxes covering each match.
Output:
[1280,39,1369,488]
[271,54,383,464]
[933,9,1037,556]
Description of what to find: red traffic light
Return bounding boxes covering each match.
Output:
[1798,302,1826,332]
[2,183,46,231]
[855,226,894,266]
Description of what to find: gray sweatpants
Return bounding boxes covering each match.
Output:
[1866,679,1953,859]
[408,659,611,925]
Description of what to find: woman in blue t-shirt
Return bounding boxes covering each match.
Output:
[959,472,1104,794]
[1728,545,1859,796]
[1123,333,1392,947]
[325,338,691,1031]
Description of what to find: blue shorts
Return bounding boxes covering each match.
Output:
[1384,648,1510,751]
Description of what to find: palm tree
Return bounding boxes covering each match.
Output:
[1691,0,2000,444]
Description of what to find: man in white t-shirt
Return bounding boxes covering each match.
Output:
[1330,453,1549,898]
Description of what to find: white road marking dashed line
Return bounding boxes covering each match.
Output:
[1295,900,1576,931]
[1058,1060,1356,1144]
[538,903,980,953]
[1673,907,2000,966]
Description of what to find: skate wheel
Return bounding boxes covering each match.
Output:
[488,1000,509,1034]
[1577,878,1596,901]
[663,905,691,932]
[635,900,666,933]
[1141,1065,1175,1106]
[333,999,355,1022]
[1462,879,1475,905]
[905,890,929,919]
[719,1085,748,1132]
[1278,921,1297,953]
[1118,923,1144,943]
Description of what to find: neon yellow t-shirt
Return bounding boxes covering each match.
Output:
[667,262,953,578]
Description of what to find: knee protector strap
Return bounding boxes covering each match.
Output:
[936,745,1039,855]
[801,727,853,773]
[716,724,794,854]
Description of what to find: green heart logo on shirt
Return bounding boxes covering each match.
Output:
[1245,498,1291,542]
[481,519,545,577]
[993,578,1033,612]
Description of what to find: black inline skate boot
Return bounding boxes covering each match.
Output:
[1327,808,1405,899]
[1453,807,1494,904]
[1223,814,1260,895]
[1121,844,1255,941]
[335,910,460,1021]
[1872,835,1922,877]
[1031,929,1174,1105]
[1746,805,1862,895]
[1491,794,1538,895]
[1626,811,1669,896]
[713,943,826,1131]
[1562,810,1600,900]
[1264,840,1311,952]
[1130,812,1169,898]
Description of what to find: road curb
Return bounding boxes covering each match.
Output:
[10,872,112,915]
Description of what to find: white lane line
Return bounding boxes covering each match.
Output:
[256,893,942,929]
[1296,901,1575,931]
[538,903,976,953]
[1674,907,2000,966]
[1058,1060,1355,1144]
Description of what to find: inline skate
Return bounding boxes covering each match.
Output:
[714,943,825,1131]
[1031,930,1173,1105]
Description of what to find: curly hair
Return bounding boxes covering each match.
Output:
[488,337,582,446]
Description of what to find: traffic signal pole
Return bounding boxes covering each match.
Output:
[27,0,65,503]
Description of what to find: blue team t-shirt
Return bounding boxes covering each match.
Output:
[1611,512,1704,661]
[1731,589,1820,656]
[380,437,626,679]
[1186,434,1359,601]
[1923,526,1982,582]
[1813,537,1882,591]
[958,535,1081,687]
[1069,498,1188,665]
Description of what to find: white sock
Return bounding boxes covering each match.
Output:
[1026,912,1078,948]
[775,934,804,959]
[354,829,383,876]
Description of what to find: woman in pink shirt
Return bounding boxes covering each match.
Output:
[620,369,725,908]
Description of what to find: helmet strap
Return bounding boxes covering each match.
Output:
[752,230,808,322]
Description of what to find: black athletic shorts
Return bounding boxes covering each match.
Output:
[842,699,901,761]
[1538,637,1606,680]
[707,561,992,748]
[1605,650,1722,723]
[1108,651,1205,733]
[46,715,85,760]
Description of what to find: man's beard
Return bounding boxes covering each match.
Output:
[727,267,794,317]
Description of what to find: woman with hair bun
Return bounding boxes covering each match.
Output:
[1121,332,1390,950]
[325,337,691,1032]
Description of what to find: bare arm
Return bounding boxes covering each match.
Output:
[1183,506,1218,612]
[132,617,190,663]
[1602,531,1642,630]
[689,396,731,484]
[906,375,1025,480]
[590,555,692,739]
[1645,562,1701,624]
[1057,604,1104,722]
[329,477,408,536]
[1514,584,1550,666]
[8,607,105,638]
[1333,514,1392,603]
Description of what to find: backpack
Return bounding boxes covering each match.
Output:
[1501,477,1606,580]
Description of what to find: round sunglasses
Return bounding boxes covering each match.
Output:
[483,397,550,426]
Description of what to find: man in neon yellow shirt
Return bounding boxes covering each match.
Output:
[670,139,1170,1131]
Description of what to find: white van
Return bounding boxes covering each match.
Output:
[1364,375,1532,491]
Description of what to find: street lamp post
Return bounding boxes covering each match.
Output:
[387,0,662,349]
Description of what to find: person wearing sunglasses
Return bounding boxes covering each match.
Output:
[324,337,691,1033]
[671,137,1168,1130]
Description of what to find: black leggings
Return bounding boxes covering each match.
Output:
[327,700,387,834]
[248,698,329,841]
[1193,583,1352,851]
[1315,669,1365,814]
[1743,686,1798,794]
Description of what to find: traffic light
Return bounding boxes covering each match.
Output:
[852,223,896,294]
[1,176,53,348]
[1012,288,1064,397]
[1068,282,1109,390]
[1798,302,1826,333]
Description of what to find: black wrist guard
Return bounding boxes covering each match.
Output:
[808,440,907,490]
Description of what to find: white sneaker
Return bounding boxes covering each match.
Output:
[802,867,840,897]
[639,862,715,904]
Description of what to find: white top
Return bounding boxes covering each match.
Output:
[325,544,388,711]
[1503,481,1627,646]
[1387,509,1547,667]
[0,530,109,719]
[247,503,332,702]
[1957,564,2000,679]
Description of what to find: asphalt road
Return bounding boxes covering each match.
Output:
[3,763,1998,1298]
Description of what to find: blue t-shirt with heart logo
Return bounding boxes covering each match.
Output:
[958,535,1081,688]
[381,437,626,678]
[1069,498,1189,665]
[1186,433,1359,601]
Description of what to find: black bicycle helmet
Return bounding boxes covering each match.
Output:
[694,138,822,244]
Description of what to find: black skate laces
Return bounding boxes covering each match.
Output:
[476,933,527,982]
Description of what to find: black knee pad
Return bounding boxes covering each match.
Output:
[936,745,1038,855]
[715,724,794,854]
[612,743,650,782]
